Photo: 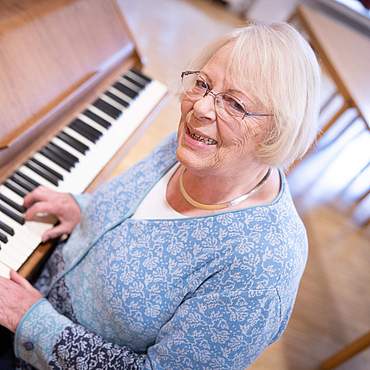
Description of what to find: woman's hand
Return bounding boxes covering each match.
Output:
[24,186,81,242]
[0,270,42,333]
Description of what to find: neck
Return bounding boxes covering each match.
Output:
[180,164,271,207]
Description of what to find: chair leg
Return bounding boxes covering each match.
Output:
[320,91,338,115]
[317,100,351,141]
[320,331,370,370]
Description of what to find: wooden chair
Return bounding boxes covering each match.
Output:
[320,331,370,369]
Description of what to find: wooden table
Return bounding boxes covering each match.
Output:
[290,3,370,140]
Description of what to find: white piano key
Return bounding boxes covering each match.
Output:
[58,80,167,194]
[0,215,42,270]
[108,87,131,105]
[125,70,148,85]
[0,199,23,220]
[0,203,42,238]
[63,127,93,148]
[33,153,70,178]
[0,202,23,227]
[0,207,51,245]
[119,76,141,92]
[88,105,116,124]
[51,137,85,162]
[19,166,58,190]
[0,185,24,206]
[0,241,27,270]
[100,94,127,111]
[78,114,107,134]
[0,260,11,278]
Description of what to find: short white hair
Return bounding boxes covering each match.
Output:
[188,22,321,169]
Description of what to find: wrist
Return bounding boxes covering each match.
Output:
[12,295,43,333]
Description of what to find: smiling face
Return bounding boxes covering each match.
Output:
[176,43,271,177]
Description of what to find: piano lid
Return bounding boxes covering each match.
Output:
[0,0,142,149]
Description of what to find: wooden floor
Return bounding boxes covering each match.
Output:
[116,1,370,369]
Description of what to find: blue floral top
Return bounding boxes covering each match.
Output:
[15,133,308,370]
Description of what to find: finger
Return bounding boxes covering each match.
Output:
[24,201,55,220]
[23,186,49,208]
[41,224,69,242]
[9,270,34,291]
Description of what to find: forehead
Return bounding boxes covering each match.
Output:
[201,43,233,83]
[201,43,258,105]
[203,42,272,111]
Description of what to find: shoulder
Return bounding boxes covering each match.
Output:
[207,174,308,290]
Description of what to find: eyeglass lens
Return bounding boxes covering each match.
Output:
[182,73,246,119]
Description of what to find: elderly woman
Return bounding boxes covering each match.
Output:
[0,22,320,369]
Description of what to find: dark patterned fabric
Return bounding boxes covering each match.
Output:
[35,243,66,296]
[16,243,76,370]
[46,278,77,322]
[49,325,146,370]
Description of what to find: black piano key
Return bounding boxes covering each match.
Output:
[83,110,111,129]
[70,119,101,143]
[69,123,95,143]
[130,68,151,84]
[15,170,40,188]
[93,98,122,120]
[24,162,59,186]
[0,193,26,213]
[112,82,137,100]
[47,142,78,166]
[40,148,72,172]
[0,220,14,236]
[44,143,76,168]
[0,231,8,244]
[4,181,27,198]
[0,204,25,225]
[29,158,63,181]
[57,131,89,154]
[122,75,145,90]
[9,174,35,193]
[105,91,129,108]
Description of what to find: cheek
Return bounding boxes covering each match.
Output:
[219,120,257,156]
[218,119,247,148]
[180,96,193,117]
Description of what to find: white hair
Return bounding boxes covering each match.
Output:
[188,22,321,169]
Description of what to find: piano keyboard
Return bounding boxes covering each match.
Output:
[0,69,167,278]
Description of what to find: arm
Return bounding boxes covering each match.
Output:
[15,287,282,370]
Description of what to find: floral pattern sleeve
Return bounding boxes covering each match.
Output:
[46,287,282,370]
[71,193,92,215]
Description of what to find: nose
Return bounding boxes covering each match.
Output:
[192,92,217,123]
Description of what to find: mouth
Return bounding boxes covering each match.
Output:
[185,125,218,145]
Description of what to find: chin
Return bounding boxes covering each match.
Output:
[176,145,218,174]
[176,119,220,172]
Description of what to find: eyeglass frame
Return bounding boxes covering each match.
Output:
[181,70,273,120]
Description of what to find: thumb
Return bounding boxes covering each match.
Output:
[10,270,34,291]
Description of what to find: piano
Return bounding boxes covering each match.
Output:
[0,0,167,279]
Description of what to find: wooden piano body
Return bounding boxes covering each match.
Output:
[0,0,167,279]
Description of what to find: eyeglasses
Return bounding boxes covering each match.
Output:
[181,70,273,122]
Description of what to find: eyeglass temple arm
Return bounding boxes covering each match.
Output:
[245,112,274,117]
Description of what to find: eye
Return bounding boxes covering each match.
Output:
[194,78,208,90]
[223,95,245,114]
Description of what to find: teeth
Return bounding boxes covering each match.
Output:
[190,132,217,145]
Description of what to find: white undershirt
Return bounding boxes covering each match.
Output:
[132,163,187,219]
